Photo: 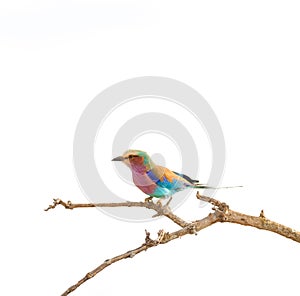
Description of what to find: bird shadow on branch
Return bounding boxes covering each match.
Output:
[45,192,300,296]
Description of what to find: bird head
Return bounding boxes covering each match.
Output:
[112,150,155,173]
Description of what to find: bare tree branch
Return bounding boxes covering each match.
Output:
[196,193,300,242]
[60,230,164,296]
[44,197,189,227]
[45,193,300,295]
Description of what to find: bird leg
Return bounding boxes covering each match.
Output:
[144,196,153,203]
[166,196,173,207]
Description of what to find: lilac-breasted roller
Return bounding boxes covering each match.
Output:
[112,150,232,200]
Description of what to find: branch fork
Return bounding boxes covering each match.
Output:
[45,192,300,295]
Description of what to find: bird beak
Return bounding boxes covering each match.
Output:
[111,156,124,161]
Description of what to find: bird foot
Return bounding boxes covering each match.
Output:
[144,196,153,203]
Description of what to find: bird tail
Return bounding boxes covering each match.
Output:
[193,184,243,189]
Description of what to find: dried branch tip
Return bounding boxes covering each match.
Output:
[44,198,73,211]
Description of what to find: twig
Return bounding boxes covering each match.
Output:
[61,230,163,296]
[45,198,189,228]
[45,193,300,295]
[60,220,213,295]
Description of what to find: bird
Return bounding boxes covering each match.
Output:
[112,149,237,201]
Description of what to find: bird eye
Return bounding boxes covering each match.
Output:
[128,154,138,159]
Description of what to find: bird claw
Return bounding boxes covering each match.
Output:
[144,196,153,203]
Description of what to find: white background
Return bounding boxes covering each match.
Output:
[1,1,300,295]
